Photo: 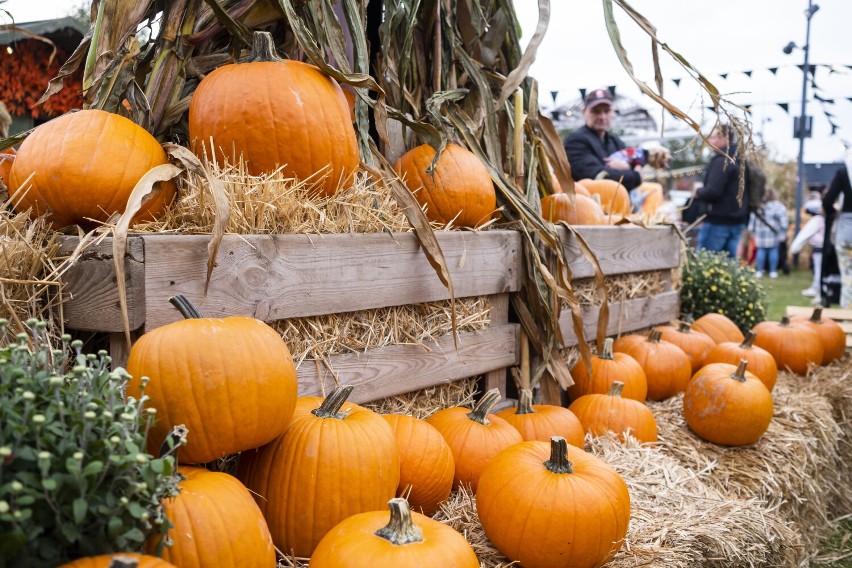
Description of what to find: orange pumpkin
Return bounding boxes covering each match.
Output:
[753,316,823,375]
[126,296,298,464]
[791,307,846,364]
[637,181,663,216]
[188,31,358,197]
[239,386,400,557]
[496,388,585,447]
[658,322,715,374]
[692,312,745,344]
[58,554,177,568]
[476,437,630,568]
[310,498,479,567]
[8,109,175,229]
[0,146,16,189]
[683,361,773,446]
[703,331,778,391]
[574,180,592,196]
[576,178,631,216]
[383,414,455,516]
[425,388,523,491]
[568,338,648,402]
[568,382,658,444]
[149,467,276,567]
[613,329,692,400]
[540,192,606,225]
[394,143,496,228]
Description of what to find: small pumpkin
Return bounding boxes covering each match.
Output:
[568,382,658,444]
[310,498,479,567]
[576,178,631,216]
[495,388,585,447]
[238,385,400,558]
[126,296,298,464]
[0,146,16,189]
[791,307,846,364]
[658,322,715,374]
[752,316,823,375]
[703,330,778,391]
[188,31,358,197]
[149,467,276,567]
[383,414,455,516]
[394,143,496,228]
[692,312,746,344]
[637,181,664,216]
[540,192,606,225]
[425,388,523,491]
[613,329,692,400]
[476,436,630,568]
[568,337,648,402]
[8,109,175,229]
[58,555,177,568]
[683,360,773,446]
[574,180,592,196]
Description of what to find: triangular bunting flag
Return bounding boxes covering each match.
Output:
[706,106,717,113]
[832,124,838,135]
[672,78,681,86]
[768,67,778,75]
[848,97,852,103]
[744,70,752,77]
[798,64,817,75]
[720,73,728,79]
[777,102,789,113]
[579,88,587,100]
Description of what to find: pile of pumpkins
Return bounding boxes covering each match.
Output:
[3,31,497,235]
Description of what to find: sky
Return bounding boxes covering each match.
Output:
[3,0,850,163]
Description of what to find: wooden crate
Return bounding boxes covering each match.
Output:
[57,226,681,403]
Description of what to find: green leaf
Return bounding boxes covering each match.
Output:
[83,461,104,477]
[72,498,87,524]
[41,479,57,491]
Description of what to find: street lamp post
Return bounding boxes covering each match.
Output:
[786,0,820,241]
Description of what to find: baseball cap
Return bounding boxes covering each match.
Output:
[585,88,614,109]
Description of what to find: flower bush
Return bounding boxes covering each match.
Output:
[0,319,184,566]
[679,249,767,333]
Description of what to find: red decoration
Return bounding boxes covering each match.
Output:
[0,40,83,119]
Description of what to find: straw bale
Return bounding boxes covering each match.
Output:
[363,376,479,419]
[573,270,667,306]
[650,370,844,557]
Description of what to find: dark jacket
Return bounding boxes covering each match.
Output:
[563,126,642,189]
[823,166,852,214]
[694,144,749,225]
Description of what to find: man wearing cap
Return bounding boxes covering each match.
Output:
[562,88,643,190]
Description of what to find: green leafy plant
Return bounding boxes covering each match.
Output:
[679,249,767,333]
[0,318,184,566]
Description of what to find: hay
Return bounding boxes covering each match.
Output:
[573,270,668,305]
[651,371,844,558]
[362,376,480,419]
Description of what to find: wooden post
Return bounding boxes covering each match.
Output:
[484,293,511,398]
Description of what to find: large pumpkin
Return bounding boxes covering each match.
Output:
[188,31,358,197]
[540,192,606,225]
[703,331,778,391]
[476,437,630,568]
[310,498,479,567]
[692,312,745,344]
[496,388,585,447]
[383,414,455,516]
[576,178,631,216]
[8,109,175,229]
[568,382,658,444]
[149,467,276,567]
[58,554,177,568]
[658,322,715,374]
[791,307,846,364]
[613,329,692,400]
[125,296,298,464]
[752,316,823,375]
[568,337,648,402]
[425,388,523,491]
[683,361,773,446]
[238,386,400,557]
[393,143,496,228]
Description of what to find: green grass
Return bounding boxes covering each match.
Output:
[758,267,816,321]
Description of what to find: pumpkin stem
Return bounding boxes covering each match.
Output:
[467,388,502,425]
[312,385,355,419]
[108,557,140,568]
[646,329,662,343]
[544,436,574,474]
[779,316,791,327]
[248,30,284,63]
[374,498,424,545]
[598,337,615,360]
[809,307,823,323]
[731,359,749,382]
[741,331,757,349]
[515,389,536,415]
[677,321,691,333]
[168,295,203,319]
[607,381,625,397]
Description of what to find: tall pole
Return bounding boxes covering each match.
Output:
[794,0,817,239]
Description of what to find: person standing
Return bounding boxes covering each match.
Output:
[563,88,643,191]
[694,124,749,258]
[822,155,852,308]
[748,187,789,278]
[790,201,825,298]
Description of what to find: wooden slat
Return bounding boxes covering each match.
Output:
[559,290,680,345]
[786,305,852,321]
[142,231,520,330]
[59,237,146,332]
[483,293,510,398]
[296,324,520,403]
[558,226,680,279]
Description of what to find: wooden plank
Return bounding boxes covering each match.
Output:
[140,231,520,330]
[786,305,852,321]
[838,322,852,334]
[558,226,680,280]
[296,324,520,403]
[559,290,680,346]
[483,293,510,398]
[59,237,146,332]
